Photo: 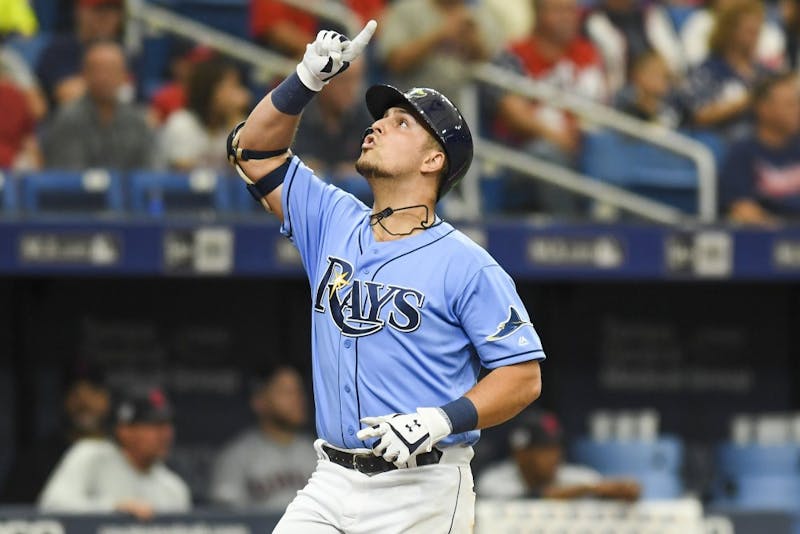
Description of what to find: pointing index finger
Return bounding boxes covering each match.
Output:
[342,19,378,60]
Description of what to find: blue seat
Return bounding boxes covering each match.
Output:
[638,473,684,500]
[571,437,684,475]
[129,170,231,215]
[0,171,18,212]
[6,33,51,68]
[157,0,249,36]
[717,475,800,512]
[718,443,800,476]
[582,130,698,211]
[20,170,123,213]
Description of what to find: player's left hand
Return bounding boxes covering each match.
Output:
[296,20,378,91]
[357,408,452,467]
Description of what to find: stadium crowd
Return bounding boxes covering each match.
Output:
[2,0,800,222]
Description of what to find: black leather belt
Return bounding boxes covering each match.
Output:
[322,445,443,475]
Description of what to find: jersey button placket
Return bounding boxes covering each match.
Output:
[343,339,352,348]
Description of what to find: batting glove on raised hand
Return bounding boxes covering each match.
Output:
[296,20,377,92]
[356,408,452,467]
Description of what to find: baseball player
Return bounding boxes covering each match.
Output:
[227,20,545,533]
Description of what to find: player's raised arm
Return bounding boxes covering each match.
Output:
[227,20,378,218]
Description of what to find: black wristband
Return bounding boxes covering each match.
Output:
[271,72,317,115]
[440,397,478,434]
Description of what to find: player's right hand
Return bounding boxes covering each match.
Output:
[115,499,155,521]
[296,20,378,92]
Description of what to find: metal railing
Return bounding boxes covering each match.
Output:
[125,0,716,224]
[126,0,295,80]
[471,63,718,222]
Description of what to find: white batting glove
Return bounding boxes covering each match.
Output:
[296,20,378,91]
[356,408,452,467]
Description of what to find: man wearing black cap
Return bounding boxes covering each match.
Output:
[478,410,640,500]
[38,386,190,519]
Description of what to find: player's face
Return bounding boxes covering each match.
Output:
[253,368,307,430]
[64,380,110,434]
[118,422,174,466]
[761,80,800,136]
[356,107,438,181]
[514,445,563,486]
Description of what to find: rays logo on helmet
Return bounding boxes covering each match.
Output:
[486,306,532,341]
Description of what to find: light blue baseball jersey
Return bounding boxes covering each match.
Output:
[280,156,546,450]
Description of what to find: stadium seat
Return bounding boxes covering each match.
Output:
[582,130,698,211]
[20,170,124,213]
[638,473,684,500]
[718,475,800,512]
[717,443,800,476]
[6,33,51,68]
[129,170,231,215]
[154,0,250,37]
[571,436,684,475]
[0,171,18,212]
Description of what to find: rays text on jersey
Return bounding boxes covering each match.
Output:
[314,257,426,337]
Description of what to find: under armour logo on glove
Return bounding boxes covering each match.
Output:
[357,408,452,467]
[405,420,422,433]
[296,21,377,91]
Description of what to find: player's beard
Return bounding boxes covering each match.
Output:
[355,152,392,179]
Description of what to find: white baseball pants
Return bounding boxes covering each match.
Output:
[273,440,475,534]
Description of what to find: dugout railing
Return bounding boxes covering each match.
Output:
[124,0,714,225]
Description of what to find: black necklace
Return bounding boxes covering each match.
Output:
[369,204,443,237]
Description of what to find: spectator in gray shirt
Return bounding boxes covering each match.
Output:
[211,366,316,512]
[38,386,190,520]
[42,41,154,171]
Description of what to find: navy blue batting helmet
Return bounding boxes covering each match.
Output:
[365,85,473,199]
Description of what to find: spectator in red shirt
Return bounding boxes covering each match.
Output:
[149,44,215,125]
[250,0,318,59]
[250,0,387,58]
[489,0,606,215]
[0,79,37,169]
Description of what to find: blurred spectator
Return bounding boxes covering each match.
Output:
[0,0,38,36]
[478,410,641,501]
[485,0,535,42]
[160,58,250,172]
[681,0,785,69]
[614,51,687,128]
[1,365,109,503]
[38,386,190,519]
[584,0,685,95]
[42,41,154,171]
[149,43,215,125]
[210,366,316,512]
[35,0,124,109]
[1,38,48,119]
[489,0,605,215]
[684,0,772,141]
[0,79,38,170]
[720,72,800,224]
[250,0,385,58]
[378,0,502,107]
[781,0,800,69]
[293,59,373,203]
[251,0,318,58]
